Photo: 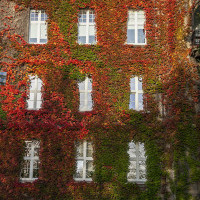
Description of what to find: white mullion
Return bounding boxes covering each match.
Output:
[86,11,89,44]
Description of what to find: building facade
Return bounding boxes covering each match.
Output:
[0,0,200,199]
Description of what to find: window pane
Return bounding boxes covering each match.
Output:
[30,23,38,39]
[21,160,30,178]
[88,101,93,111]
[37,93,42,101]
[89,10,95,23]
[138,93,143,110]
[137,11,145,24]
[127,29,135,44]
[138,29,145,44]
[139,160,146,179]
[88,78,92,90]
[129,94,135,109]
[27,100,34,109]
[76,142,84,157]
[89,36,96,44]
[128,11,135,25]
[130,78,135,91]
[79,11,87,23]
[138,78,143,90]
[29,93,35,100]
[139,143,145,158]
[36,101,42,109]
[86,142,93,157]
[128,142,136,158]
[86,160,93,178]
[30,10,39,21]
[75,160,84,178]
[128,161,137,179]
[33,160,39,178]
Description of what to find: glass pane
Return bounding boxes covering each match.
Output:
[137,11,145,24]
[127,29,135,44]
[79,11,87,23]
[75,160,83,178]
[138,77,143,90]
[30,23,38,38]
[89,25,95,36]
[86,142,93,157]
[25,142,32,157]
[128,161,136,179]
[33,160,39,178]
[128,11,135,25]
[37,93,42,101]
[37,79,42,90]
[130,78,135,91]
[88,101,93,111]
[40,39,47,43]
[30,78,36,90]
[78,25,86,36]
[21,160,30,178]
[40,23,47,39]
[29,93,35,100]
[79,101,84,111]
[30,10,38,21]
[41,11,48,21]
[36,101,42,109]
[139,143,145,158]
[80,93,85,103]
[138,29,145,43]
[139,160,146,179]
[29,38,37,43]
[27,100,34,109]
[76,142,84,157]
[78,36,86,44]
[89,36,96,44]
[129,94,135,109]
[138,93,143,110]
[86,160,93,178]
[79,80,85,90]
[89,10,95,23]
[88,78,92,90]
[128,142,136,158]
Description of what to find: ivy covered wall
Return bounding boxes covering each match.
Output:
[0,0,200,199]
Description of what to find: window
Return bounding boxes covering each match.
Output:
[27,76,42,110]
[129,76,143,110]
[20,140,40,182]
[127,141,146,183]
[29,10,48,44]
[0,72,7,85]
[127,10,146,45]
[193,6,200,45]
[74,141,94,181]
[78,77,93,111]
[78,10,96,44]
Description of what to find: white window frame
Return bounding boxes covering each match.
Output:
[74,141,94,182]
[78,77,93,112]
[127,141,146,183]
[29,10,48,44]
[129,76,143,111]
[20,140,40,182]
[127,10,146,45]
[27,75,42,110]
[78,10,96,44]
